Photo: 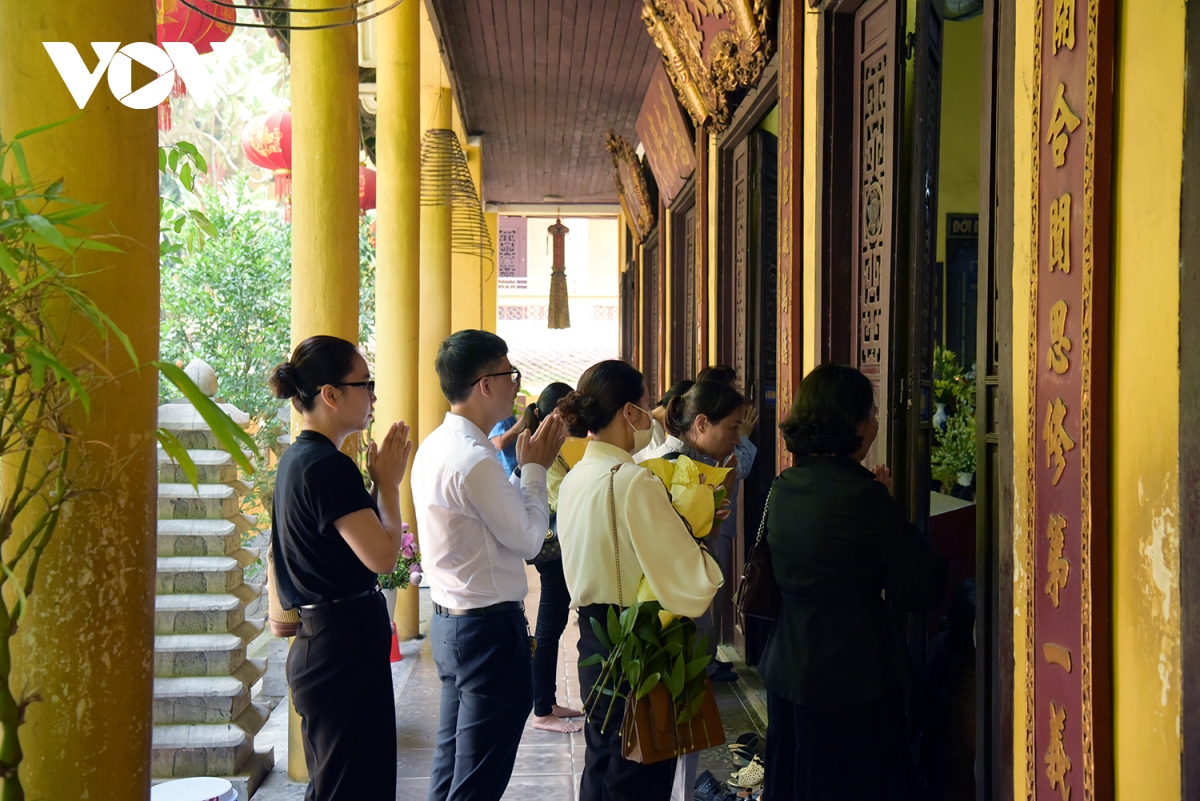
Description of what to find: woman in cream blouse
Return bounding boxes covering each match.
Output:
[556,360,724,801]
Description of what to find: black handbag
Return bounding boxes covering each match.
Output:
[733,487,782,629]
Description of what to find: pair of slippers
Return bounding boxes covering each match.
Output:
[728,733,764,790]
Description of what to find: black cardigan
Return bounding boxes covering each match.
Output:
[757,456,947,707]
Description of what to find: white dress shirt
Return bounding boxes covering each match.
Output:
[410,412,549,609]
[557,440,723,619]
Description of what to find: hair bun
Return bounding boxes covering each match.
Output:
[555,390,595,438]
[269,360,302,400]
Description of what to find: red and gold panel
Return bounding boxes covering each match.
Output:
[1026,1,1114,799]
[637,64,696,208]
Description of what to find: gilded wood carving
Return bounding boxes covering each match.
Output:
[641,0,773,130]
[606,132,657,244]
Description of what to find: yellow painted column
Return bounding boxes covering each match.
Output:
[0,1,158,798]
[288,0,360,781]
[451,144,484,332]
[483,211,499,333]
[418,88,453,441]
[375,0,422,640]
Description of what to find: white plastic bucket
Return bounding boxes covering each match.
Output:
[150,777,237,801]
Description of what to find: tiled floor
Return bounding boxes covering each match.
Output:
[255,566,765,800]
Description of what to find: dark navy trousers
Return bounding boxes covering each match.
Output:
[428,607,533,801]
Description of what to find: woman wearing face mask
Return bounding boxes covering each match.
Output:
[638,380,746,800]
[556,360,724,801]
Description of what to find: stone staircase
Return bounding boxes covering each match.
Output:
[153,361,274,800]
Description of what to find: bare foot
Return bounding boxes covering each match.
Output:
[532,714,582,733]
[552,704,583,719]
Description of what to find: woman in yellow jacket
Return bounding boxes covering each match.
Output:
[556,360,724,801]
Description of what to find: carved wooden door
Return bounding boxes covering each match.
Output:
[897,0,944,526]
[670,202,697,384]
[642,231,662,401]
[731,129,778,665]
[850,0,902,469]
[620,256,638,365]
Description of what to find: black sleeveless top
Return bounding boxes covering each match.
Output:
[271,431,379,607]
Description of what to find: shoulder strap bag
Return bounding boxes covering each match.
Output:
[609,463,725,764]
[733,486,782,631]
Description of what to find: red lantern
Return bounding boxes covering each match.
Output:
[359,167,377,214]
[156,0,236,131]
[241,111,293,220]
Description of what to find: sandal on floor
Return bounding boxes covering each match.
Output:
[727,733,760,768]
[729,755,765,790]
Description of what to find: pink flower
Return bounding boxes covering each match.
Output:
[400,530,415,558]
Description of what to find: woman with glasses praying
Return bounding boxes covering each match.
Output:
[268,335,413,800]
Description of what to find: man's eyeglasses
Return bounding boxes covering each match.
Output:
[332,380,375,393]
[471,368,521,387]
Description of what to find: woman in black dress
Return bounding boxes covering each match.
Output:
[269,335,412,800]
[760,363,946,801]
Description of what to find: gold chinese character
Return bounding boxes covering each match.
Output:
[1049,193,1072,273]
[1053,0,1076,53]
[1043,398,1076,485]
[1046,83,1082,168]
[1045,513,1070,607]
[1046,299,1072,373]
[1045,701,1072,801]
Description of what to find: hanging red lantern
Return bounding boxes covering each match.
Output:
[359,166,377,214]
[156,0,236,132]
[241,111,293,221]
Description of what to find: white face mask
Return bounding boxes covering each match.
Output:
[627,404,654,452]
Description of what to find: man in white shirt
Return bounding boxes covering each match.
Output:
[411,330,566,801]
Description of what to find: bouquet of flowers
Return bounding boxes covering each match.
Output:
[378,523,423,590]
[634,455,732,625]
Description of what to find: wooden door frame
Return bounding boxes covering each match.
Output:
[1180,0,1200,792]
[716,56,780,371]
[974,0,1015,799]
[668,178,699,385]
[812,1,1016,798]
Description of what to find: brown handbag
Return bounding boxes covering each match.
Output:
[607,464,726,764]
[621,678,726,764]
[733,487,782,629]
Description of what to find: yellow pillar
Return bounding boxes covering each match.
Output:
[288,0,360,781]
[376,0,422,640]
[483,211,499,333]
[418,88,453,441]
[0,1,158,798]
[452,144,484,332]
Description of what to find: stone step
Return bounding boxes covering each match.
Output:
[150,748,274,801]
[157,449,238,484]
[152,721,253,778]
[153,676,251,725]
[158,483,240,521]
[155,594,245,635]
[156,556,244,595]
[157,519,240,558]
[154,633,257,677]
[159,399,251,429]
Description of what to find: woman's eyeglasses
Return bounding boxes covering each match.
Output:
[332,380,375,393]
[472,368,521,387]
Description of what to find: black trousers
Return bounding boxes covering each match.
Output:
[532,558,572,716]
[577,604,676,801]
[287,590,396,801]
[428,606,533,801]
[765,689,914,801]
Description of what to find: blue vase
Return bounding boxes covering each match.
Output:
[934,402,948,431]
